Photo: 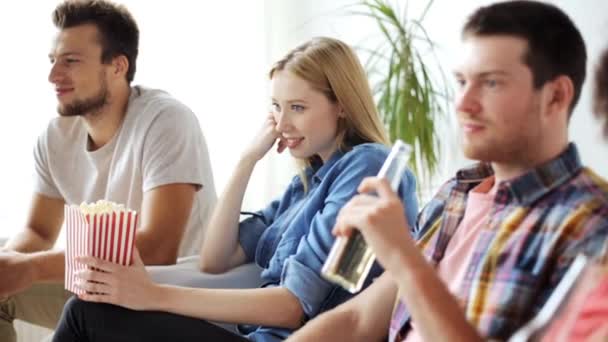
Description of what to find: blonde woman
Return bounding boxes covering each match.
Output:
[52,37,418,342]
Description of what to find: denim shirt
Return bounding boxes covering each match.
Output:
[237,143,419,341]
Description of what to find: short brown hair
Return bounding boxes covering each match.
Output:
[53,0,139,83]
[463,1,586,116]
[594,48,608,138]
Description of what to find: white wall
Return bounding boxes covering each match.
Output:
[125,0,271,211]
[0,2,55,240]
[265,0,608,196]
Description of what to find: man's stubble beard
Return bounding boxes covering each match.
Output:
[58,75,110,118]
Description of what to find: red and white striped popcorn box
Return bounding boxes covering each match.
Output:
[64,205,138,294]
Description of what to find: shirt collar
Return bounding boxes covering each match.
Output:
[455,143,582,205]
[455,162,495,183]
[502,143,582,205]
[305,149,346,184]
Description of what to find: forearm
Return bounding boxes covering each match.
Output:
[0,249,64,297]
[153,285,304,329]
[289,273,397,342]
[4,228,55,253]
[390,249,482,342]
[199,156,257,272]
[288,305,368,341]
[29,250,65,283]
[135,230,178,265]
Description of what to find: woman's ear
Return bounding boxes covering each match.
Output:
[337,104,346,118]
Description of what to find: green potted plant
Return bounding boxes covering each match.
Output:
[350,0,450,191]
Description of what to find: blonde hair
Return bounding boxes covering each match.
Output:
[269,37,389,191]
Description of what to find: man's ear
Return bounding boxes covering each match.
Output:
[112,55,129,80]
[546,75,574,117]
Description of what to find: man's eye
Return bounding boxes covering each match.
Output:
[484,79,498,88]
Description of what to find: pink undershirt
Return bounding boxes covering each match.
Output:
[405,177,496,342]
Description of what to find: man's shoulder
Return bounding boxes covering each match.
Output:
[126,86,200,131]
[415,176,468,230]
[518,167,608,250]
[130,86,192,115]
[541,168,608,260]
[549,167,608,207]
[428,177,460,203]
[575,167,608,195]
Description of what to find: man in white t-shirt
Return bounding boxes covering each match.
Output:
[0,1,217,341]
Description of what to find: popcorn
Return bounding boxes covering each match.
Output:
[65,200,138,294]
[77,200,128,215]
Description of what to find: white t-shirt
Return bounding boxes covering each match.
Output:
[34,86,217,257]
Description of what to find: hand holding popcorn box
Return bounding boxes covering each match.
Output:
[65,200,138,294]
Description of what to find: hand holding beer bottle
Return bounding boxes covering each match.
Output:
[322,141,413,293]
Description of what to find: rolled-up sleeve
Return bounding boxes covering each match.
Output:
[280,149,393,319]
[281,256,334,317]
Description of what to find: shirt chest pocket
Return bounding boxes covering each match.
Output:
[268,237,300,272]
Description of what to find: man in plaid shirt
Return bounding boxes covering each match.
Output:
[288,1,608,341]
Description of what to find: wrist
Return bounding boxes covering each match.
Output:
[149,284,171,311]
[387,243,426,282]
[30,250,64,282]
[389,246,437,296]
[23,253,42,283]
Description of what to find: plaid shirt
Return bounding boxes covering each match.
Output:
[389,143,608,341]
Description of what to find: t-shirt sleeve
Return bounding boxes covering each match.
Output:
[33,128,62,199]
[142,102,208,192]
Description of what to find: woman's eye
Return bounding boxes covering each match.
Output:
[291,104,305,112]
[270,103,280,112]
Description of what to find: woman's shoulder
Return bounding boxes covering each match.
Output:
[336,142,417,185]
[346,142,390,158]
[320,143,391,179]
[338,142,390,165]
